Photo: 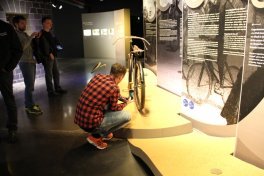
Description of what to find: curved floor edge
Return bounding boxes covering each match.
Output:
[128,141,162,176]
[115,122,193,138]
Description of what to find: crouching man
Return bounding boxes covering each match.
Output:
[74,63,132,149]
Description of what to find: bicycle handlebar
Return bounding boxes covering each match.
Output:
[113,36,151,51]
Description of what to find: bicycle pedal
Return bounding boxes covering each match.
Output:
[214,88,223,96]
[214,82,220,90]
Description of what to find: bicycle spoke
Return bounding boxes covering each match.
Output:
[133,62,145,111]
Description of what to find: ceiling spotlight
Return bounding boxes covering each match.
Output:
[52,3,57,8]
[59,5,63,9]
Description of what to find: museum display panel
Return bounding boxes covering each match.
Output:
[181,0,248,125]
[143,0,157,72]
[156,0,183,95]
[234,0,264,169]
[82,9,130,66]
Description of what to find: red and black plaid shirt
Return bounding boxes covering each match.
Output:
[74,74,127,129]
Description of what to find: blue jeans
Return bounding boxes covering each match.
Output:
[19,62,36,108]
[86,110,131,137]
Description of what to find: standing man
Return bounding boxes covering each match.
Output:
[39,16,67,97]
[12,15,43,115]
[75,63,132,150]
[0,19,23,143]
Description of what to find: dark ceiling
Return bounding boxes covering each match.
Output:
[57,0,143,16]
[59,0,86,8]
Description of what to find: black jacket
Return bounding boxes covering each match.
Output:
[38,30,59,59]
[0,20,23,72]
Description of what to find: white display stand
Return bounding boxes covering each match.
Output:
[235,98,264,169]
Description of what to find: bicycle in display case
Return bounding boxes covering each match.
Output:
[186,57,239,104]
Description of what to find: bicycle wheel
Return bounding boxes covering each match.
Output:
[186,63,212,104]
[182,59,193,79]
[222,66,239,103]
[128,57,134,97]
[133,61,145,111]
[128,56,134,83]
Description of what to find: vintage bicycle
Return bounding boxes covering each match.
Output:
[114,36,151,111]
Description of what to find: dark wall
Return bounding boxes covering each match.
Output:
[85,0,142,16]
[85,0,143,37]
[52,2,85,58]
[52,0,143,58]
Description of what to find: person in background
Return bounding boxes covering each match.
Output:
[39,16,67,97]
[12,15,43,116]
[0,19,23,143]
[75,63,132,150]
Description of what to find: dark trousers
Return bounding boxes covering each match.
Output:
[19,62,36,108]
[0,71,17,131]
[42,58,61,93]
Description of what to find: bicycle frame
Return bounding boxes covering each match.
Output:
[205,60,236,89]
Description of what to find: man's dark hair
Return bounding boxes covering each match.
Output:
[42,16,52,24]
[12,15,26,25]
[110,63,126,77]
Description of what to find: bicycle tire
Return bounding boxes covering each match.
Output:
[222,65,239,103]
[128,56,134,83]
[128,56,134,97]
[133,61,145,111]
[186,63,212,104]
[182,59,194,79]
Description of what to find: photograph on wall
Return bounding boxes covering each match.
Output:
[181,0,248,125]
[156,0,183,95]
[143,0,157,72]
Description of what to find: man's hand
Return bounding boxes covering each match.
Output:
[126,97,134,104]
[31,32,39,38]
[50,53,55,60]
[36,31,42,38]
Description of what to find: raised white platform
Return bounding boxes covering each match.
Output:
[116,69,193,138]
[235,98,264,169]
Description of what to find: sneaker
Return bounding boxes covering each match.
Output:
[8,130,18,143]
[55,89,67,94]
[103,133,113,141]
[48,91,60,97]
[34,104,42,111]
[25,105,43,115]
[86,135,108,150]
